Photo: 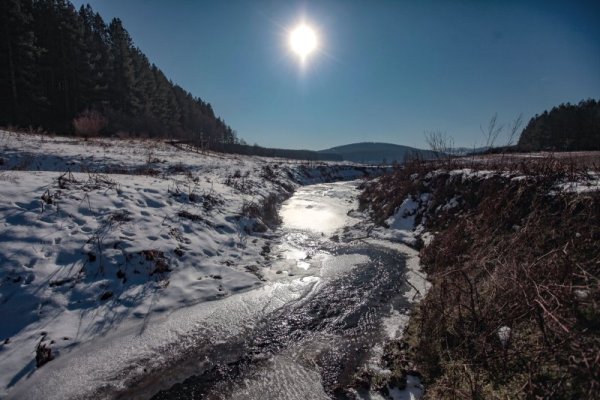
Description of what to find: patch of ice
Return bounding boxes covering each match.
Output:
[364,239,431,302]
[388,375,425,400]
[382,307,410,339]
[280,181,361,235]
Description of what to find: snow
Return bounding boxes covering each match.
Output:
[0,130,376,398]
[555,172,600,193]
[388,375,425,400]
[386,197,419,231]
[370,191,432,247]
[497,326,511,346]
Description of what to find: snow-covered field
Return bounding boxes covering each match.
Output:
[0,131,378,398]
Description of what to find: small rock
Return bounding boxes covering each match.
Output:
[36,343,53,368]
[100,291,113,301]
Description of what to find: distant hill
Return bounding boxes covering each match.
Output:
[319,142,436,164]
[451,146,489,156]
[207,142,342,161]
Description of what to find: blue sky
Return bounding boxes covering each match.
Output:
[72,0,600,150]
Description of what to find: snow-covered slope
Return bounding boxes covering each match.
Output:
[0,130,377,398]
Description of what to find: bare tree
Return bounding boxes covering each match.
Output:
[505,113,523,148]
[499,113,524,164]
[424,130,454,162]
[481,113,504,150]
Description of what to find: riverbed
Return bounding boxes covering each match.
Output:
[151,180,424,399]
[8,180,425,400]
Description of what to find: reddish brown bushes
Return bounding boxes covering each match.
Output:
[361,159,599,398]
[72,110,107,137]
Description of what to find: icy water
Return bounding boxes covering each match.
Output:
[149,181,413,400]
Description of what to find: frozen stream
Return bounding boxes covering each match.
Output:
[150,181,420,400]
[9,181,424,400]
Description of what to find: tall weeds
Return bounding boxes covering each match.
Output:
[361,157,599,398]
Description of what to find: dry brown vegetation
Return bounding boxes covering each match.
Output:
[360,156,599,399]
[72,110,108,137]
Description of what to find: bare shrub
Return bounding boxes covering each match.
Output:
[72,110,107,137]
[140,250,171,276]
[224,169,252,193]
[424,130,455,163]
[178,210,204,222]
[36,342,53,367]
[242,193,282,228]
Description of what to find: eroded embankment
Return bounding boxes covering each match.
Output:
[359,161,599,399]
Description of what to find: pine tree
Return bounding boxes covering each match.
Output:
[0,0,237,143]
[32,0,89,130]
[0,0,41,126]
[107,18,136,115]
[78,5,111,108]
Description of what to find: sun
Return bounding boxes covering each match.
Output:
[289,24,318,61]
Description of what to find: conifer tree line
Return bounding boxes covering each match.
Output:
[518,99,600,151]
[0,0,238,145]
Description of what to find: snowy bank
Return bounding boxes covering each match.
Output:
[0,130,379,398]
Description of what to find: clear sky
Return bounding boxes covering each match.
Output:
[71,0,600,150]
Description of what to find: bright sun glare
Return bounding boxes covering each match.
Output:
[289,24,318,61]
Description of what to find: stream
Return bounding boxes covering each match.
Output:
[150,181,420,399]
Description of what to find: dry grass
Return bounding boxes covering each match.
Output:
[360,157,599,399]
[241,193,282,228]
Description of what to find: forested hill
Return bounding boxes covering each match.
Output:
[0,0,237,145]
[517,99,600,151]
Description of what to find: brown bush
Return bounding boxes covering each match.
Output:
[361,158,600,399]
[72,110,107,137]
[242,193,282,228]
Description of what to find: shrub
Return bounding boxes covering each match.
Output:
[72,110,107,137]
